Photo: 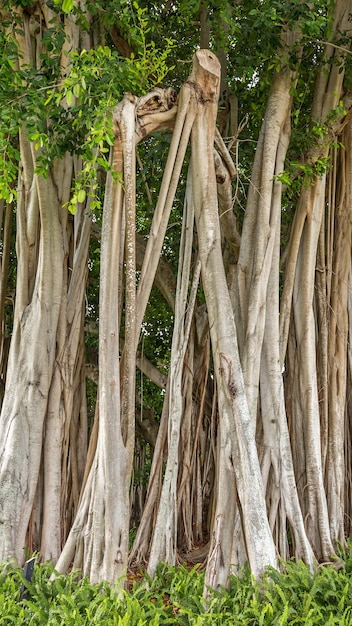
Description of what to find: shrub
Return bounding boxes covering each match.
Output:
[1,549,352,625]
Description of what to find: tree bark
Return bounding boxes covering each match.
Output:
[187,50,277,591]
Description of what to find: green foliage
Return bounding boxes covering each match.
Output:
[0,1,175,210]
[2,551,352,625]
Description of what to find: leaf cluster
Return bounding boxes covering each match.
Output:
[0,2,175,211]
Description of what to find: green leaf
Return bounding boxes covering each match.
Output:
[62,0,74,13]
[73,83,81,98]
[77,189,86,203]
[66,90,73,106]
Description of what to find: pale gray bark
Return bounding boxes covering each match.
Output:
[148,172,200,575]
[325,121,352,543]
[237,28,302,424]
[282,2,351,558]
[184,51,277,591]
[0,161,64,563]
[56,89,178,584]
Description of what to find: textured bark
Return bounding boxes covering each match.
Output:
[259,204,314,566]
[283,1,351,558]
[0,5,93,565]
[148,172,200,575]
[56,89,178,584]
[0,148,64,563]
[237,28,301,423]
[187,50,277,591]
[325,121,352,543]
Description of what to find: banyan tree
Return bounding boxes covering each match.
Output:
[0,0,352,594]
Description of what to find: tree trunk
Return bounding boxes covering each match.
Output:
[0,147,64,563]
[148,172,200,575]
[187,50,277,591]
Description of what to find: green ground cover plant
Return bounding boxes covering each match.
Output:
[1,547,352,625]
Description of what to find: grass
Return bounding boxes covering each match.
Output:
[1,549,352,624]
